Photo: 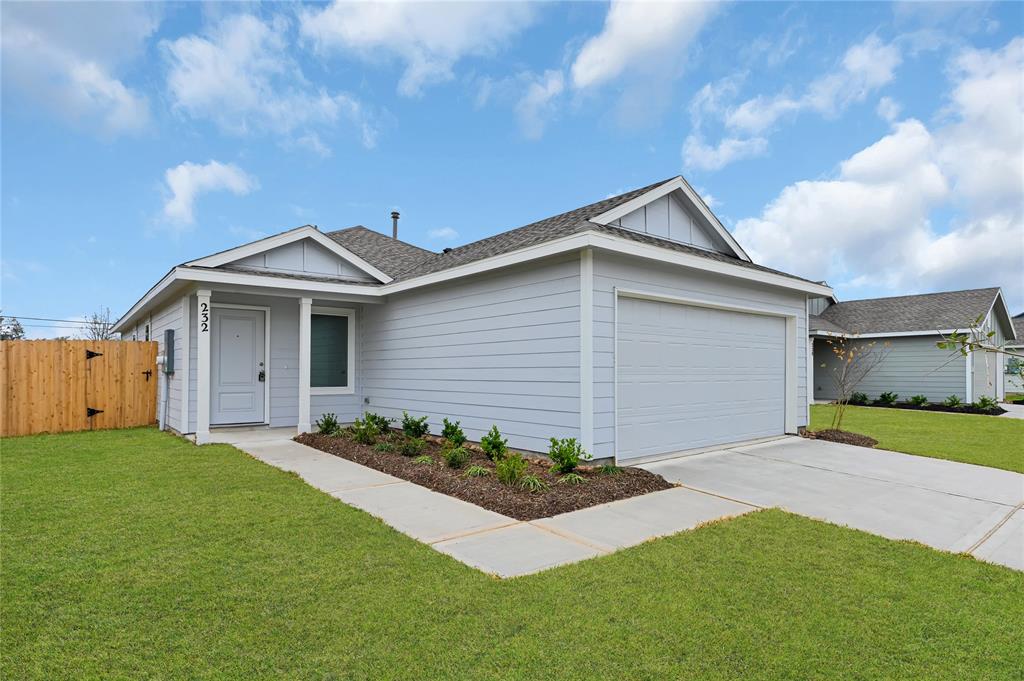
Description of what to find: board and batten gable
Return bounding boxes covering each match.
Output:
[230,238,377,282]
[360,254,582,453]
[590,251,809,460]
[610,193,731,254]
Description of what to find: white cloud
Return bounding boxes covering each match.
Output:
[162,161,259,226]
[515,70,565,140]
[163,13,376,151]
[571,1,717,90]
[682,134,768,171]
[427,227,459,242]
[876,96,902,122]
[1,2,158,135]
[299,2,536,97]
[733,39,1023,308]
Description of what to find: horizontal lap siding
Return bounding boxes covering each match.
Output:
[149,300,184,432]
[362,256,581,453]
[592,252,809,459]
[813,336,966,402]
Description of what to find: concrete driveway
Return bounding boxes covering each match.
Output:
[643,437,1024,571]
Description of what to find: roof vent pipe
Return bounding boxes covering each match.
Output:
[391,211,400,240]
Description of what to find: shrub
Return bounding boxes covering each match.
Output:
[374,441,395,454]
[348,417,380,444]
[480,425,508,461]
[943,394,963,408]
[442,445,470,469]
[412,455,435,466]
[400,437,426,457]
[974,396,998,411]
[848,392,869,406]
[548,437,591,474]
[495,452,527,486]
[315,412,341,436]
[363,412,394,434]
[518,474,549,493]
[558,472,585,486]
[908,394,929,407]
[596,464,622,475]
[876,391,898,406]
[463,465,490,478]
[441,418,467,446]
[401,411,430,438]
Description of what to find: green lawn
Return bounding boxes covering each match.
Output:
[811,404,1024,473]
[3,429,1023,680]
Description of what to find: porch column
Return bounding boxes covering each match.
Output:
[196,289,211,444]
[298,297,312,433]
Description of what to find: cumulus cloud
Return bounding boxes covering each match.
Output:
[515,70,565,140]
[1,2,158,136]
[682,134,768,171]
[427,227,459,242]
[733,38,1023,308]
[163,13,376,151]
[876,96,902,122]
[299,2,536,97]
[163,161,259,226]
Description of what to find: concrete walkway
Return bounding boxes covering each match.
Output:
[999,403,1024,420]
[643,436,1024,571]
[215,429,754,577]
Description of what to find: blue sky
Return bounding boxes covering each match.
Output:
[2,1,1021,337]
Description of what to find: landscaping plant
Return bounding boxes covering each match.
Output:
[463,465,490,478]
[400,437,426,457]
[558,472,585,485]
[495,452,527,485]
[315,413,342,436]
[518,474,548,493]
[597,464,622,475]
[401,411,430,438]
[849,392,869,406]
[348,417,380,445]
[363,412,394,434]
[876,391,899,407]
[442,445,469,469]
[441,418,467,446]
[943,395,963,408]
[908,394,929,407]
[822,338,891,431]
[974,396,998,411]
[548,437,591,474]
[374,441,395,453]
[480,425,508,461]
[412,455,435,466]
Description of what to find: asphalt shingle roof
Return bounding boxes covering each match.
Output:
[324,225,435,278]
[811,287,1001,335]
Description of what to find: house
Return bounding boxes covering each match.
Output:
[1006,313,1024,395]
[112,176,833,464]
[809,288,1018,403]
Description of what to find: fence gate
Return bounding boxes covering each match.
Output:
[0,340,159,437]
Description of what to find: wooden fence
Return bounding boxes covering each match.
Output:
[0,340,158,437]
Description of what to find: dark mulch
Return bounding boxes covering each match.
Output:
[296,431,673,521]
[802,429,878,448]
[854,402,1006,416]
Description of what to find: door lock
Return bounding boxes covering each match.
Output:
[258,370,266,382]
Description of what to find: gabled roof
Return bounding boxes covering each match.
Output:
[1009,315,1024,346]
[812,287,1005,336]
[325,225,435,278]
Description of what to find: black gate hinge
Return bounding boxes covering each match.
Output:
[85,349,103,360]
[87,407,104,418]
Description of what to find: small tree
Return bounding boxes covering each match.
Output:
[937,315,1024,394]
[823,337,891,431]
[81,307,115,340]
[0,313,25,340]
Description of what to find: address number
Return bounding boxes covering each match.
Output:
[200,302,209,333]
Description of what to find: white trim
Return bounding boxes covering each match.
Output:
[180,294,190,434]
[309,306,356,396]
[579,248,594,454]
[178,267,380,295]
[298,298,312,433]
[186,225,393,284]
[196,289,212,444]
[612,288,799,464]
[589,176,753,262]
[806,297,813,416]
[210,303,271,425]
[966,352,973,403]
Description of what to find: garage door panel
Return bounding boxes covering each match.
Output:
[616,299,786,462]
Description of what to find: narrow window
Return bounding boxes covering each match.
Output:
[310,310,352,392]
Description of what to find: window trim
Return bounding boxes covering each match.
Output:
[309,306,355,395]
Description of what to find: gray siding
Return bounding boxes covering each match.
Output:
[613,193,730,254]
[813,336,966,402]
[149,298,185,433]
[232,238,377,282]
[808,297,832,315]
[592,252,809,459]
[361,255,581,453]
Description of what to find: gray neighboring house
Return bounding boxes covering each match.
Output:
[113,176,832,464]
[810,288,1017,403]
[1006,314,1024,395]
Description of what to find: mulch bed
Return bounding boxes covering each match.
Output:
[296,431,673,521]
[854,402,1006,416]
[802,429,878,448]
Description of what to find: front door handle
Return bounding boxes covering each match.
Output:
[258,370,266,382]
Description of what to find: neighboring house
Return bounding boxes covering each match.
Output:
[1006,313,1024,395]
[113,176,832,464]
[810,288,1017,404]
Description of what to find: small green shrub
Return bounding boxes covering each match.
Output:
[315,412,341,435]
[518,474,548,493]
[348,417,379,444]
[548,437,591,474]
[974,396,998,411]
[596,464,622,475]
[943,394,963,408]
[374,441,395,453]
[400,437,426,457]
[848,392,869,406]
[495,452,527,486]
[412,455,435,466]
[558,472,585,486]
[441,418,467,446]
[442,445,469,469]
[876,391,899,406]
[401,411,430,438]
[363,412,394,434]
[908,394,929,407]
[480,425,508,461]
[463,465,491,478]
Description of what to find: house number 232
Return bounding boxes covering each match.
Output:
[200,302,209,333]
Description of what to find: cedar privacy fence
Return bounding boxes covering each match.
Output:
[0,340,158,437]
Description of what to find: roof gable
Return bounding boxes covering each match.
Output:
[814,287,1003,335]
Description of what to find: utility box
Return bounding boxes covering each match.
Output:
[163,329,175,374]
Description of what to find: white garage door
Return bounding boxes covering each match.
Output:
[616,297,787,463]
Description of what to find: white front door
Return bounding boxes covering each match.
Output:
[211,307,266,425]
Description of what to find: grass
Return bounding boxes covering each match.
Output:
[811,404,1024,473]
[3,428,1023,680]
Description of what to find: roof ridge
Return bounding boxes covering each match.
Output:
[830,286,1000,306]
[326,225,435,255]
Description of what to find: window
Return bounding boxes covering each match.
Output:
[310,308,354,394]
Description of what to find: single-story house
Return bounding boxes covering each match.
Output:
[1006,313,1024,395]
[809,288,1017,403]
[112,176,833,464]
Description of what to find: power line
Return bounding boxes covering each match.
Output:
[0,315,107,325]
